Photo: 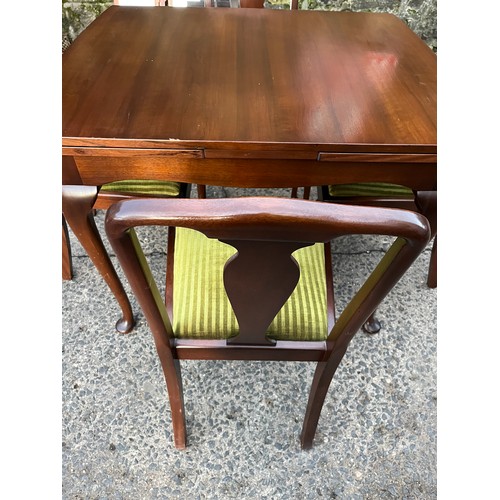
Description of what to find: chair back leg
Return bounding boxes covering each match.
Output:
[427,237,437,288]
[62,215,73,280]
[300,343,347,449]
[160,356,187,449]
[415,191,437,288]
[197,184,207,199]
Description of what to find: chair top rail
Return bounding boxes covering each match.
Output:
[105,196,430,245]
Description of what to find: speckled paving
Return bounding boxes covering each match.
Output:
[62,187,436,499]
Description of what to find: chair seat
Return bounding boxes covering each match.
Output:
[172,228,328,342]
[328,182,413,198]
[100,180,182,197]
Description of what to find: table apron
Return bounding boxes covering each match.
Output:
[65,155,437,191]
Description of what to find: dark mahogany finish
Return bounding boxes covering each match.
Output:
[105,196,430,449]
[63,6,436,331]
[63,7,436,151]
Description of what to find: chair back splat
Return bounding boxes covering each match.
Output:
[105,197,430,449]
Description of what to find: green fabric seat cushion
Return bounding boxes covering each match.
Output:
[100,180,181,197]
[328,182,413,198]
[172,228,328,342]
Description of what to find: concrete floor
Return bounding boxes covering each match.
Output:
[62,187,437,498]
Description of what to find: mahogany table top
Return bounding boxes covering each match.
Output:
[62,6,437,155]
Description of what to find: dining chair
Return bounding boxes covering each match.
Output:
[62,181,191,280]
[319,184,436,334]
[105,196,430,449]
[320,183,437,287]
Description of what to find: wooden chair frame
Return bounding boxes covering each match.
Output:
[105,197,430,449]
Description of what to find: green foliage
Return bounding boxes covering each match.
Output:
[62,1,112,43]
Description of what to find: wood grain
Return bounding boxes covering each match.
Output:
[63,6,436,153]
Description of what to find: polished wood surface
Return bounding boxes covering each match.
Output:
[62,6,437,332]
[63,6,436,154]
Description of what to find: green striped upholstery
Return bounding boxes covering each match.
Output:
[100,180,181,197]
[172,228,328,342]
[328,182,413,198]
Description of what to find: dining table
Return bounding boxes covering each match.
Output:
[62,5,437,334]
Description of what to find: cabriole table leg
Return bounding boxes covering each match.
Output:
[62,185,135,334]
